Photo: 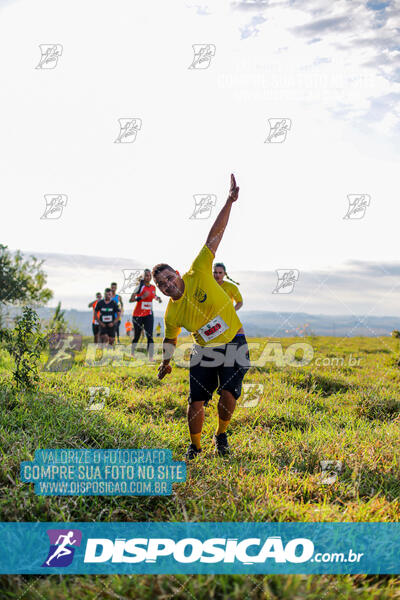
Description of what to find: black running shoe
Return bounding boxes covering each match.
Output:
[185,443,202,460]
[213,432,230,456]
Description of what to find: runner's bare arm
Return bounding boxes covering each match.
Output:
[234,301,243,311]
[206,173,239,255]
[157,337,177,379]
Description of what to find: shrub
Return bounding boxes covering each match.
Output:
[0,306,47,390]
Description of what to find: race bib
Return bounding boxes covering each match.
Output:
[197,315,228,342]
[141,302,152,311]
[102,315,112,323]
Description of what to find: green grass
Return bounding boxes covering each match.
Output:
[1,335,400,598]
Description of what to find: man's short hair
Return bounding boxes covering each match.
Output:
[104,287,111,293]
[111,282,117,286]
[152,264,175,279]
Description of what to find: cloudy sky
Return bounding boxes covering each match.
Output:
[1,0,400,317]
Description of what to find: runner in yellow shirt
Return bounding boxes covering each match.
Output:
[213,263,243,311]
[152,174,250,460]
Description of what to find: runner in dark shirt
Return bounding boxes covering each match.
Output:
[95,288,121,345]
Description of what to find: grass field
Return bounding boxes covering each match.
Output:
[1,335,400,598]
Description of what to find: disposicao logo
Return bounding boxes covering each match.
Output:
[42,529,82,567]
[83,536,314,564]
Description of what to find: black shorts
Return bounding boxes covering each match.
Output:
[188,333,250,406]
[100,324,115,338]
[92,323,99,335]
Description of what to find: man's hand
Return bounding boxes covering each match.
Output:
[227,173,239,202]
[157,362,172,380]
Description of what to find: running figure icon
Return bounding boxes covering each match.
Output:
[45,531,77,566]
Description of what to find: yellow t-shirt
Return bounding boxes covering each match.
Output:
[220,280,242,304]
[164,245,242,346]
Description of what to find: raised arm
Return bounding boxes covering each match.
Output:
[206,173,239,255]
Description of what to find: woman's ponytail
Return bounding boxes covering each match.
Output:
[226,273,240,285]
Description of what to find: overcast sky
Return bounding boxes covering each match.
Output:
[1,0,400,317]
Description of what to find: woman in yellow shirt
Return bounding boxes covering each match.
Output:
[213,263,243,311]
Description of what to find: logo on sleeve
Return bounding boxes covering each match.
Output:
[194,287,207,303]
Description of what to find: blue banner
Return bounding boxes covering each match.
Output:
[0,522,399,574]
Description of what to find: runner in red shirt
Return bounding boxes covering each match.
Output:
[129,269,162,360]
[88,292,102,342]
